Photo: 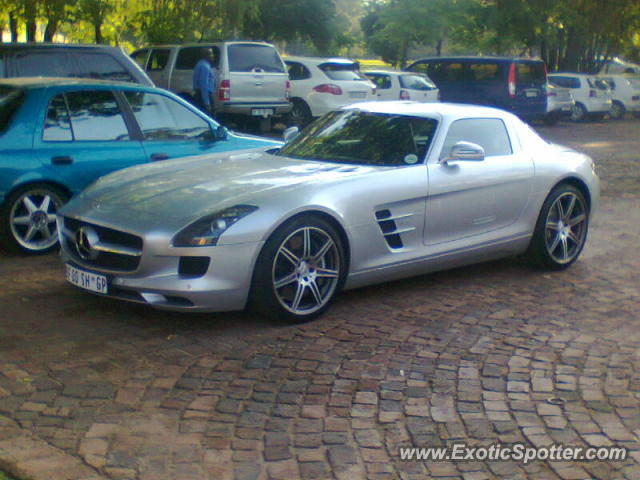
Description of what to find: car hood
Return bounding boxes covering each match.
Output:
[60,149,371,233]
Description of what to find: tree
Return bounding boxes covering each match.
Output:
[77,0,114,43]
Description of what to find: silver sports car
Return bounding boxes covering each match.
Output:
[58,102,599,322]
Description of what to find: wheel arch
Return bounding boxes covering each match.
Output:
[552,176,592,213]
[2,179,72,210]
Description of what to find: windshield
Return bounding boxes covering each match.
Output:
[400,74,437,90]
[319,62,367,81]
[278,110,438,166]
[0,86,25,132]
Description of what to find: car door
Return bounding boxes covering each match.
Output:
[424,117,534,245]
[366,73,394,100]
[145,48,172,88]
[122,90,222,161]
[35,89,147,196]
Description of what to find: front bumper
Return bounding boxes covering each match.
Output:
[60,235,264,312]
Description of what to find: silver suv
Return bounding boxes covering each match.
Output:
[132,42,291,129]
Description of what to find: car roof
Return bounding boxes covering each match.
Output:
[0,77,148,89]
[141,41,276,49]
[343,101,515,120]
[285,56,357,66]
[410,56,544,63]
[0,42,118,51]
[365,70,424,76]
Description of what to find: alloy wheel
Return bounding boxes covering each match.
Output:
[544,191,588,265]
[9,189,62,252]
[271,226,340,315]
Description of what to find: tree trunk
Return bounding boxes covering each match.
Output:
[25,0,37,41]
[436,38,443,57]
[9,11,19,42]
[94,23,103,43]
[44,20,59,42]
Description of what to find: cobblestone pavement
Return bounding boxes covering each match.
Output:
[1,119,639,480]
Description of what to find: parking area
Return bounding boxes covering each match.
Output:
[0,118,639,480]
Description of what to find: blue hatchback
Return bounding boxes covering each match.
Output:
[0,78,280,254]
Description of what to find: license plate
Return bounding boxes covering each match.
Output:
[525,90,538,97]
[349,92,367,99]
[251,108,274,117]
[65,264,108,294]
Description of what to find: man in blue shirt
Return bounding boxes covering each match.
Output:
[193,48,216,116]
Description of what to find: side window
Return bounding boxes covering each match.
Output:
[65,90,130,141]
[470,62,503,82]
[43,93,72,142]
[131,49,149,69]
[366,74,391,89]
[176,47,220,70]
[13,51,76,77]
[409,61,429,75]
[286,62,311,81]
[124,91,210,140]
[440,118,512,159]
[148,49,170,71]
[432,62,465,83]
[75,53,135,83]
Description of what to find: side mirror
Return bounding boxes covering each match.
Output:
[215,125,228,140]
[283,126,299,143]
[440,141,485,164]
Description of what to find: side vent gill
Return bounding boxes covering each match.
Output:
[375,209,416,250]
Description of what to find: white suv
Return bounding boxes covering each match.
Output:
[548,73,612,121]
[598,74,640,119]
[284,56,376,127]
[364,70,440,103]
[132,42,291,131]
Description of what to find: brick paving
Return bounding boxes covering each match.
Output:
[1,118,639,479]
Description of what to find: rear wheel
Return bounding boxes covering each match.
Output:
[570,103,587,122]
[251,215,345,323]
[610,101,625,120]
[0,184,68,254]
[524,184,589,270]
[288,99,313,129]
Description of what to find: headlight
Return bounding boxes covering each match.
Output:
[172,205,258,247]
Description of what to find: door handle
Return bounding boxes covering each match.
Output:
[150,153,170,161]
[51,156,73,165]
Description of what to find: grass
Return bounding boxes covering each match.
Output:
[0,471,16,480]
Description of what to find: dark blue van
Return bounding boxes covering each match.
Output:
[406,56,547,120]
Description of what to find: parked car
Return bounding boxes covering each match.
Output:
[0,77,281,254]
[59,102,598,323]
[0,43,152,85]
[544,83,575,125]
[132,42,291,131]
[597,74,640,119]
[406,56,547,120]
[548,73,612,122]
[284,56,376,127]
[364,70,439,102]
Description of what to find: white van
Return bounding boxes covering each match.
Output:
[132,42,291,130]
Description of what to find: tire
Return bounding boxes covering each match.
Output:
[288,99,313,129]
[543,112,559,126]
[0,183,68,254]
[524,184,589,270]
[610,101,625,120]
[570,103,587,122]
[251,215,346,323]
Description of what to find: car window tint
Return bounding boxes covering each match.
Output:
[440,118,512,159]
[549,76,580,89]
[408,61,429,76]
[367,74,392,89]
[319,62,366,81]
[176,47,220,70]
[131,49,148,69]
[279,110,438,166]
[286,61,311,80]
[65,90,130,141]
[43,93,72,141]
[516,62,546,84]
[74,53,135,82]
[399,74,436,90]
[469,63,503,82]
[0,86,25,132]
[148,49,170,71]
[433,62,465,83]
[14,51,76,77]
[124,91,210,140]
[228,44,284,73]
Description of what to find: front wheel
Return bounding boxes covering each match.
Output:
[251,215,345,323]
[609,101,625,120]
[0,184,68,254]
[524,184,589,270]
[570,103,587,122]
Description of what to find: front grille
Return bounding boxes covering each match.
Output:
[61,217,143,272]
